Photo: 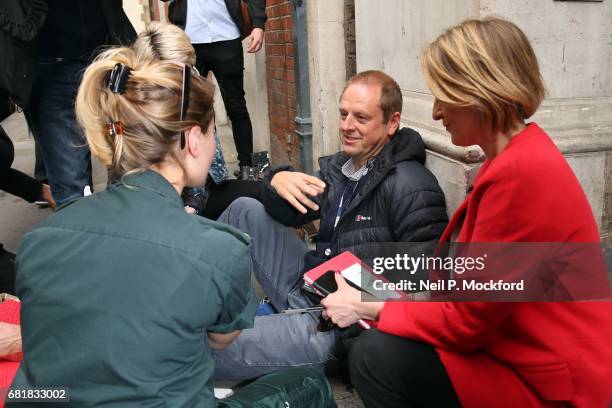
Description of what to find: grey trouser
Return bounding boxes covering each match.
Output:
[213,198,339,380]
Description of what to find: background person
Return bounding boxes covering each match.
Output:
[322,17,612,408]
[0,93,54,295]
[163,0,267,173]
[9,43,334,407]
[23,0,135,208]
[0,94,54,211]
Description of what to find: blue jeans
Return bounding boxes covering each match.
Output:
[213,198,339,380]
[26,58,92,207]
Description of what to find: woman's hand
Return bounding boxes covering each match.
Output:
[321,273,384,328]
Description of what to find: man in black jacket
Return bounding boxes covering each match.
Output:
[213,70,448,380]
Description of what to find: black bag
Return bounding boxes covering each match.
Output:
[0,0,47,108]
[217,368,337,408]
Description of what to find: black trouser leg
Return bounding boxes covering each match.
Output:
[214,71,253,167]
[203,179,261,220]
[0,125,14,172]
[349,329,461,408]
[193,39,253,167]
[1,124,41,202]
[0,91,11,122]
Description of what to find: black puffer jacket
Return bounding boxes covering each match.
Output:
[262,127,448,270]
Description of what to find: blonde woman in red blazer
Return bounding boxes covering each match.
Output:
[321,17,612,407]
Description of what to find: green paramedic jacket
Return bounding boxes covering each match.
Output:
[11,170,258,407]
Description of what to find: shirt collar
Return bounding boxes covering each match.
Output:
[341,157,375,181]
[120,170,184,208]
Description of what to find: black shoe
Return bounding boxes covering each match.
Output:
[235,151,270,181]
[235,165,257,181]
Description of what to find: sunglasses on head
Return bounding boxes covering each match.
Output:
[178,64,202,149]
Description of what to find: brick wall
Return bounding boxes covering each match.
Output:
[265,0,300,168]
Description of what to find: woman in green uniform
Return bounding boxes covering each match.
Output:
[9,34,334,407]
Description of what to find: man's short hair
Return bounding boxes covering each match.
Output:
[341,70,402,123]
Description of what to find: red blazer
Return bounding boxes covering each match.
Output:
[377,124,612,407]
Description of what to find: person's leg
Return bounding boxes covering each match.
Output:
[206,39,253,167]
[23,112,48,184]
[193,43,212,77]
[216,72,253,167]
[217,367,337,408]
[214,197,338,380]
[0,125,14,172]
[0,90,10,121]
[0,125,42,202]
[349,329,460,408]
[203,180,261,220]
[26,59,92,207]
[217,197,308,311]
[213,310,339,380]
[33,141,47,184]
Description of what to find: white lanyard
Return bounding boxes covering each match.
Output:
[333,181,359,229]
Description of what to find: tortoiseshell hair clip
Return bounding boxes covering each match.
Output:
[107,120,124,137]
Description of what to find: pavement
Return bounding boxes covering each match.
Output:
[0,112,364,406]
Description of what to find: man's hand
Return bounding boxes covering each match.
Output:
[270,171,326,214]
[321,274,384,328]
[246,27,264,53]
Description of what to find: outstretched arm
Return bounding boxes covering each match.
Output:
[261,166,325,227]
